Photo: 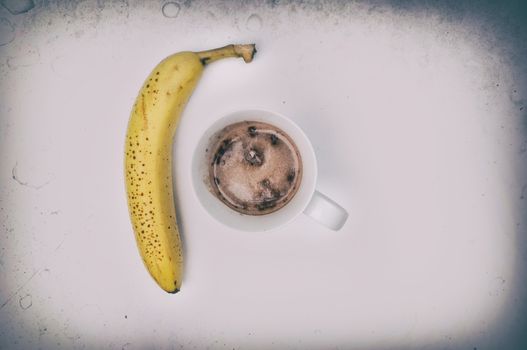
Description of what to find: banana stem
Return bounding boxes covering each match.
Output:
[196,44,257,65]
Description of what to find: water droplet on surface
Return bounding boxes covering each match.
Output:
[0,0,34,15]
[162,2,181,18]
[7,48,40,69]
[0,18,15,46]
[246,14,262,32]
[19,294,32,310]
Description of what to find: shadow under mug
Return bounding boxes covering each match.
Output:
[191,110,348,232]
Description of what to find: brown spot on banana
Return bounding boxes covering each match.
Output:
[141,93,148,131]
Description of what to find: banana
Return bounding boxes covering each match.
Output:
[125,44,256,293]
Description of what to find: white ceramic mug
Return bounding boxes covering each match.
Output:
[191,110,348,232]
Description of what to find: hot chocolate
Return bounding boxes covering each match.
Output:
[206,121,302,215]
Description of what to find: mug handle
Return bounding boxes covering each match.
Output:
[303,190,348,231]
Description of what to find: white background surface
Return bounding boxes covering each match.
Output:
[1,1,526,349]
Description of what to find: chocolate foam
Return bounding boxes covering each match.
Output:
[207,121,302,215]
